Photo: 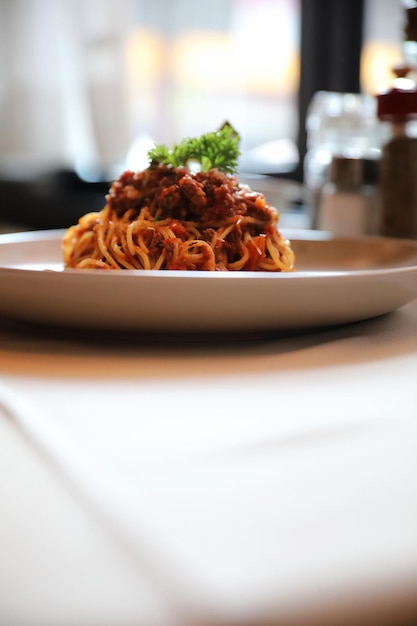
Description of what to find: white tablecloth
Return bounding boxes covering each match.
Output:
[1,299,417,626]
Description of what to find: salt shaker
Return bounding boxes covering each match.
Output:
[317,156,378,236]
[304,91,380,230]
[377,65,417,239]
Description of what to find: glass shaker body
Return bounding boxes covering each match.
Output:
[304,91,380,229]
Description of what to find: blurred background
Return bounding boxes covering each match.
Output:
[0,0,406,231]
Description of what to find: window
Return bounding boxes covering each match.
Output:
[361,0,405,95]
[0,0,411,230]
[0,0,301,178]
[125,0,300,173]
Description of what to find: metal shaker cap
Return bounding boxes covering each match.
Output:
[329,156,365,187]
[328,155,379,187]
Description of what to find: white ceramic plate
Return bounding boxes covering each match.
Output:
[1,229,417,333]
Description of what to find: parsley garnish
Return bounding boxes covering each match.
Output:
[147,122,240,174]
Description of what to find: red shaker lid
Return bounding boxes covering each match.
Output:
[377,64,417,120]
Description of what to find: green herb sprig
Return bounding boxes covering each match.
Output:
[147,122,240,174]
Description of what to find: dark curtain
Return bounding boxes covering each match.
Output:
[294,0,365,180]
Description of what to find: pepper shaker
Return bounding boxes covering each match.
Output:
[376,65,417,239]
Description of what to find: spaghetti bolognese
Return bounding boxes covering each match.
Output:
[62,128,295,272]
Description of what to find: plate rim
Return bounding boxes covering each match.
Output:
[1,228,417,280]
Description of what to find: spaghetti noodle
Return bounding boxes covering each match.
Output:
[62,164,295,272]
